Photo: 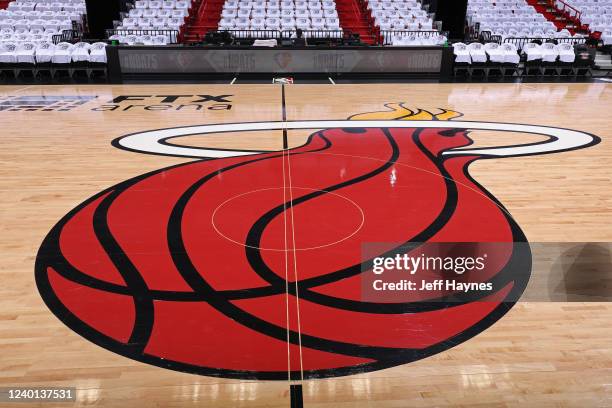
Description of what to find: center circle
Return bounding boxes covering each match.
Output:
[211,187,365,251]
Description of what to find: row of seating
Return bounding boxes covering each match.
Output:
[0,41,106,63]
[118,17,186,30]
[219,16,339,30]
[219,0,340,31]
[0,19,73,31]
[1,31,62,43]
[127,8,189,18]
[5,0,85,13]
[133,0,190,9]
[223,8,336,17]
[386,32,447,46]
[108,33,176,45]
[0,10,82,22]
[452,41,592,78]
[223,0,337,10]
[453,41,576,64]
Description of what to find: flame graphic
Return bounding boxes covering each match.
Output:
[348,103,463,121]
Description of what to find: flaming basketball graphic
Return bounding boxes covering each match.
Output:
[36,105,599,379]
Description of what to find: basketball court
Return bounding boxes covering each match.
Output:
[1,82,611,407]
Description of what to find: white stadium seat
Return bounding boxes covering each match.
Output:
[34,41,55,62]
[556,42,576,63]
[71,41,90,62]
[453,42,471,63]
[51,41,73,63]
[467,41,487,63]
[15,41,36,63]
[0,42,17,63]
[540,42,559,62]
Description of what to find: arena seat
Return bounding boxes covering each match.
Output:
[34,40,53,62]
[15,39,35,62]
[467,41,487,63]
[453,42,471,63]
[540,42,559,62]
[484,41,505,63]
[556,42,576,63]
[522,42,542,61]
[0,41,16,62]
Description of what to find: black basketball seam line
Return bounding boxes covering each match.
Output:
[299,127,458,293]
[243,127,402,291]
[293,129,519,313]
[92,189,155,351]
[35,129,540,381]
[110,118,600,160]
[47,256,285,301]
[36,121,598,380]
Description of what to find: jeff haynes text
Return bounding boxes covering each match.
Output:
[372,279,493,292]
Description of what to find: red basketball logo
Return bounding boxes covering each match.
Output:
[35,105,599,379]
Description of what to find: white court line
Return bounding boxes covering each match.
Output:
[281,142,292,382]
[285,133,305,382]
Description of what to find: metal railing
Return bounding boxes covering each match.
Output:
[106,29,180,43]
[477,30,502,44]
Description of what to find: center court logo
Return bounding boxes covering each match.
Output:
[35,105,600,380]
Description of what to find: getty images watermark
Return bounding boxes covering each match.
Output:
[361,242,612,302]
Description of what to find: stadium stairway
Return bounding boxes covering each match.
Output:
[526,0,589,35]
[182,0,224,43]
[336,0,376,44]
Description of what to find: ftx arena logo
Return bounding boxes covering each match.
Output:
[35,104,599,380]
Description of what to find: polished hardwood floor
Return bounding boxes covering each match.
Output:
[0,83,611,407]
